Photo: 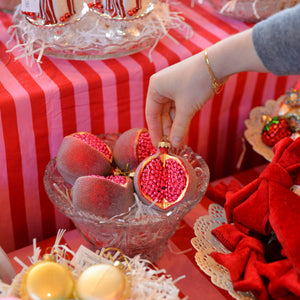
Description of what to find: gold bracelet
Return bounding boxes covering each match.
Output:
[204,48,226,94]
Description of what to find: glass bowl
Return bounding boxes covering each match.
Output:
[207,0,300,22]
[43,134,209,262]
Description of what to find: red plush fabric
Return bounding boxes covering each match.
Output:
[224,137,300,272]
[208,137,300,299]
[205,182,228,206]
[211,224,268,300]
[256,259,300,300]
[205,180,242,207]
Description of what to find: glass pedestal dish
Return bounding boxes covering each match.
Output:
[8,0,189,61]
[44,136,209,262]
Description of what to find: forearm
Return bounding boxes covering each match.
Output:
[205,3,300,80]
[204,28,268,83]
[145,29,267,147]
[146,4,300,147]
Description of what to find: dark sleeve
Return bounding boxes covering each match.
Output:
[252,4,300,76]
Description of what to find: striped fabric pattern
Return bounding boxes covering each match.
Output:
[0,1,298,254]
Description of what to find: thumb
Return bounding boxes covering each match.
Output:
[169,109,194,148]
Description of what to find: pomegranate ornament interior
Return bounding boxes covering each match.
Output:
[134,141,198,211]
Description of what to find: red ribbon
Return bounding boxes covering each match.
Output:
[224,137,300,272]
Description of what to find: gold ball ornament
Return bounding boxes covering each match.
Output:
[75,264,129,300]
[20,254,74,300]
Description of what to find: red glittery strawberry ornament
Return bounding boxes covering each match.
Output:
[261,115,293,147]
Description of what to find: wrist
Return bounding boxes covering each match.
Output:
[206,29,268,80]
[204,48,229,94]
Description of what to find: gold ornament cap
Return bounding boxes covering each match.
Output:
[261,114,273,125]
[75,264,129,300]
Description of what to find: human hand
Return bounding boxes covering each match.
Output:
[146,29,268,148]
[146,52,214,148]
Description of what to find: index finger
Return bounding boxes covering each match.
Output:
[145,90,164,147]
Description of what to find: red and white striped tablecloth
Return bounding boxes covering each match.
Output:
[0,1,297,253]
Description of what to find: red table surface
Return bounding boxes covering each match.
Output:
[6,165,266,300]
[0,1,298,253]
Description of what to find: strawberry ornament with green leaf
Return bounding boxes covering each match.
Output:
[261,115,293,147]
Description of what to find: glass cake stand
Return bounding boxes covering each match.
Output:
[10,1,168,60]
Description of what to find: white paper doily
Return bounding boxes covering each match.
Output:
[244,95,286,162]
[191,204,256,300]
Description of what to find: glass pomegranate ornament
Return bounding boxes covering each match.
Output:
[113,128,157,173]
[72,175,135,218]
[134,141,198,211]
[56,132,113,185]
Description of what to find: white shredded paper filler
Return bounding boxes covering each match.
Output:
[0,229,187,300]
